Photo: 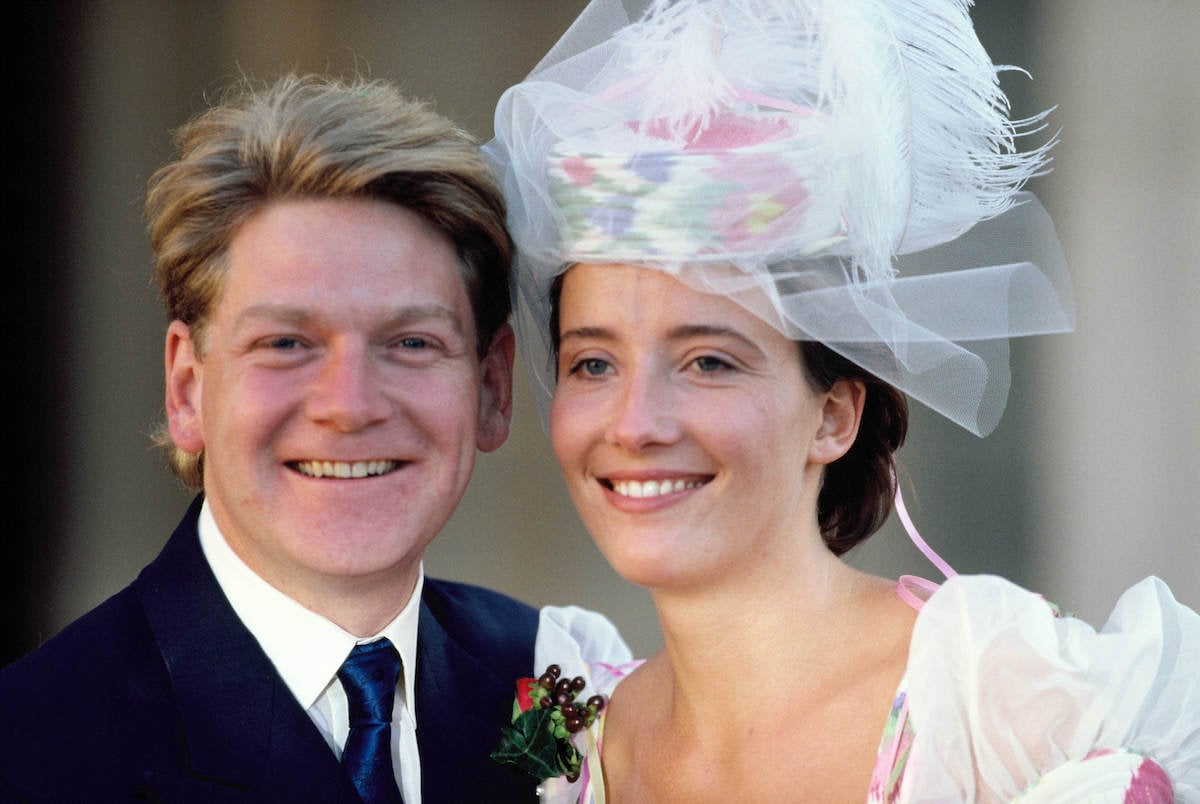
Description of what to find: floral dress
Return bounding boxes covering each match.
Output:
[536,576,1200,803]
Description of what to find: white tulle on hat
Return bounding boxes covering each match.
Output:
[485,0,1075,435]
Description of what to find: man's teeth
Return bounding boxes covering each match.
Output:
[611,478,704,499]
[294,460,399,479]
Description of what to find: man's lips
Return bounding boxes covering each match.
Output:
[600,476,712,499]
[287,459,405,479]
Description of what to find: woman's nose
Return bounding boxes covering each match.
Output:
[604,371,681,452]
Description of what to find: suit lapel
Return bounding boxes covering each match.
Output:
[134,498,358,801]
[415,592,538,802]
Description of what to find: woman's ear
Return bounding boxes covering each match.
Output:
[164,320,205,454]
[810,379,866,465]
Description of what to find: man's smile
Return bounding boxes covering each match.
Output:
[288,459,405,479]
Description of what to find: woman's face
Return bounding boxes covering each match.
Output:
[550,263,843,591]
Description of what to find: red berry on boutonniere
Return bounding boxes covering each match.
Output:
[491,663,606,783]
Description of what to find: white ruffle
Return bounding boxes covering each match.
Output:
[533,606,638,804]
[534,605,633,684]
[900,575,1200,802]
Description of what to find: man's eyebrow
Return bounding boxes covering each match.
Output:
[381,304,467,336]
[234,303,466,335]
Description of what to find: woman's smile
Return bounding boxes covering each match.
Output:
[602,475,712,499]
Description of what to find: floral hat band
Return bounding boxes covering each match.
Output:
[548,113,851,267]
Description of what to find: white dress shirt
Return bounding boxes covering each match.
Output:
[197,501,423,802]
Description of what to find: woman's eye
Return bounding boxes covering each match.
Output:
[692,355,731,373]
[571,357,611,377]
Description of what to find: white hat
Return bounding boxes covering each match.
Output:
[486,0,1074,435]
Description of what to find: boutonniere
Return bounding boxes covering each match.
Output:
[491,664,606,783]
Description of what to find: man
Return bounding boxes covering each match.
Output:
[0,74,626,802]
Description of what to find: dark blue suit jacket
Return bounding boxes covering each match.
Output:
[0,497,540,802]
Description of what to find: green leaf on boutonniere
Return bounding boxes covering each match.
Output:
[491,707,578,780]
[493,664,603,782]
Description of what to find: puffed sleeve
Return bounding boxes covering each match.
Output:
[900,575,1200,803]
[534,606,640,804]
[534,605,634,683]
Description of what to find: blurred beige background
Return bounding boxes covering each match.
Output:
[9,0,1197,664]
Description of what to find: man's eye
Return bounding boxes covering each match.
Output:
[399,336,428,349]
[268,336,301,350]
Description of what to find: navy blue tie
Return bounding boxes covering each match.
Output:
[337,639,404,804]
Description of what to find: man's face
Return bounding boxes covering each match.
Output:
[165,198,513,605]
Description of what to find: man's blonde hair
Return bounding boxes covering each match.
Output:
[146,73,512,488]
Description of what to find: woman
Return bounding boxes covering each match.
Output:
[488,0,1200,800]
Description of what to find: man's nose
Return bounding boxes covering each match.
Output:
[307,344,391,432]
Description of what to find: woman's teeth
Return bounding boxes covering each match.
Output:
[611,478,705,498]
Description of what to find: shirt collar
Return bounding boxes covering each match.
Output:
[197,499,422,718]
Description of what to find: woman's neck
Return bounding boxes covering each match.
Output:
[648,548,900,736]
[600,536,916,801]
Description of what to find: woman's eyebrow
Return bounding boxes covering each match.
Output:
[558,325,615,344]
[559,322,767,359]
[666,324,766,358]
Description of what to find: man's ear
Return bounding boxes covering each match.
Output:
[476,323,516,453]
[809,379,866,465]
[164,320,205,454]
